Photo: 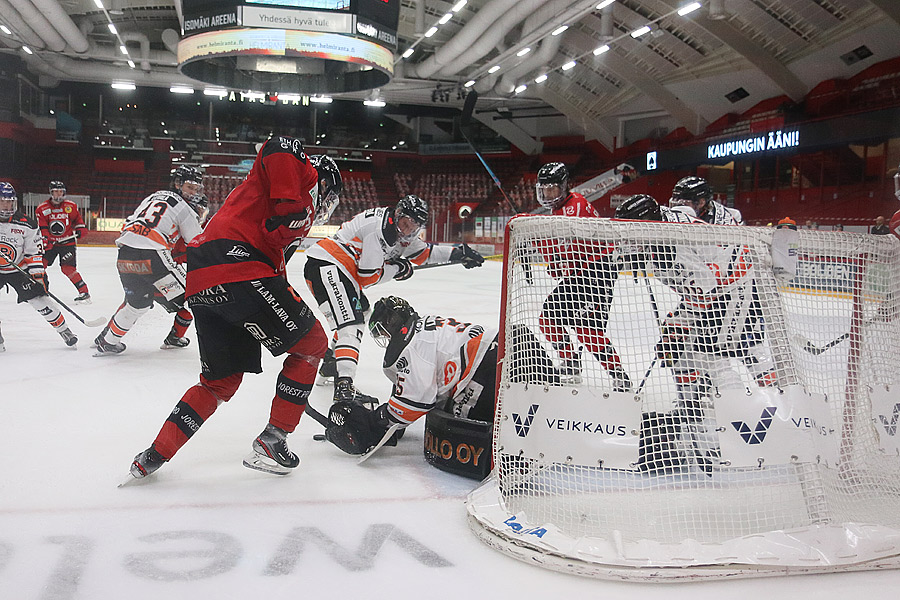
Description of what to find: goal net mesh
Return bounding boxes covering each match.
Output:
[467,215,900,579]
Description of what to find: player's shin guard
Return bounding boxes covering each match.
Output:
[27,296,66,330]
[61,264,88,295]
[152,373,243,459]
[102,302,150,344]
[333,325,362,380]
[172,308,193,338]
[271,326,328,432]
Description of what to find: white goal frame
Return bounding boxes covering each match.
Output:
[466,215,900,581]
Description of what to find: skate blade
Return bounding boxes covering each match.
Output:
[74,299,93,305]
[93,351,123,358]
[242,452,296,476]
[118,473,145,488]
[315,374,334,387]
[160,344,189,350]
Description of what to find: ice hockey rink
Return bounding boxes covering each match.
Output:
[2,246,900,599]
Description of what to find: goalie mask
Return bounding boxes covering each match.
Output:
[535,162,569,210]
[369,296,418,349]
[394,195,428,242]
[49,180,66,205]
[310,154,343,226]
[0,182,17,220]
[171,165,204,199]
[616,194,662,221]
[670,176,712,215]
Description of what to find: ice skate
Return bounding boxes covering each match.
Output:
[333,376,356,403]
[608,367,632,393]
[74,292,91,305]
[242,424,299,475]
[161,327,190,349]
[555,358,582,385]
[119,446,167,486]
[93,331,126,357]
[58,327,78,347]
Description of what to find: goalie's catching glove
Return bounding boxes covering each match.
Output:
[450,243,484,269]
[325,402,402,455]
[386,256,414,281]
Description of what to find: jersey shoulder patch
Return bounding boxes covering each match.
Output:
[380,208,399,246]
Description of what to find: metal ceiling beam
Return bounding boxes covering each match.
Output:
[472,110,542,155]
[868,0,900,26]
[534,85,616,148]
[654,0,807,101]
[565,29,705,135]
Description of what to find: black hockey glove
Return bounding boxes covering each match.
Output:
[450,243,484,269]
[325,402,399,455]
[387,256,414,281]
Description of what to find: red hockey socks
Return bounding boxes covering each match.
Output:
[270,324,327,432]
[172,308,193,338]
[60,264,88,295]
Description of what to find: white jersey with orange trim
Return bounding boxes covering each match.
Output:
[382,315,498,427]
[0,212,45,277]
[305,207,454,289]
[117,190,203,252]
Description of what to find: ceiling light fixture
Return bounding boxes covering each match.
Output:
[119,45,128,55]
[0,25,11,35]
[363,99,386,107]
[534,74,548,83]
[678,2,702,16]
[552,25,568,36]
[310,96,333,103]
[402,48,414,58]
[204,88,227,96]
[107,23,117,34]
[631,25,651,38]
[127,60,135,69]
[451,0,467,11]
[111,82,135,90]
[439,13,452,25]
[464,80,475,87]
[170,86,194,94]
[596,0,615,9]
[562,60,576,70]
[93,0,104,7]
[425,26,438,37]
[488,65,500,74]
[515,84,527,94]
[22,45,32,55]
[593,44,610,55]
[516,47,531,57]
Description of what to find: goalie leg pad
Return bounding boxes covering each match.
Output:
[424,408,492,480]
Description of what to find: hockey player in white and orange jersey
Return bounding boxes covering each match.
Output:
[324,296,498,455]
[304,195,483,403]
[0,182,78,349]
[93,166,207,355]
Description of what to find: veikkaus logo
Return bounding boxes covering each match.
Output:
[731,407,777,444]
[512,404,539,437]
[878,403,900,437]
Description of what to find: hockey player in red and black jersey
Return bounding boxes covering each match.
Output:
[532,162,632,391]
[36,180,92,303]
[93,166,208,355]
[123,137,342,482]
[0,182,78,349]
[304,194,484,404]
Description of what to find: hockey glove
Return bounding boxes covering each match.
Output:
[387,256,414,281]
[655,318,691,368]
[263,200,312,247]
[31,270,48,293]
[325,402,398,455]
[450,244,484,269]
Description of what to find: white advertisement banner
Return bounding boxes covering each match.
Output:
[871,385,900,456]
[716,385,837,468]
[240,6,353,33]
[496,383,641,469]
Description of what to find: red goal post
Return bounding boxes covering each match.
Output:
[467,214,900,581]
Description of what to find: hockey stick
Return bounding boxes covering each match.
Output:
[794,332,850,355]
[636,271,663,396]
[459,91,522,215]
[0,256,106,327]
[357,423,401,464]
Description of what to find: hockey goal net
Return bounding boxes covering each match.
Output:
[467,214,900,581]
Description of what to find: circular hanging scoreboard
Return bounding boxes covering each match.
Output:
[178,0,399,94]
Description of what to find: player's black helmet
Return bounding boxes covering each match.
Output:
[171,165,204,195]
[670,176,711,212]
[49,180,66,204]
[310,154,342,226]
[0,182,17,220]
[369,296,419,349]
[615,194,662,221]
[536,162,569,210]
[394,194,428,242]
[186,193,209,223]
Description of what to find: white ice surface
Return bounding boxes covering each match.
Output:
[1,247,900,599]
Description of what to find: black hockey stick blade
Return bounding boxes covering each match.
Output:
[304,403,331,428]
[461,89,477,127]
[802,332,850,355]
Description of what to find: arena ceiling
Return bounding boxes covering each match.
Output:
[1,0,899,151]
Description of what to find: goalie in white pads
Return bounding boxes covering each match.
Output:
[669,176,743,225]
[615,194,777,474]
[94,166,208,355]
[0,182,78,348]
[304,196,483,403]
